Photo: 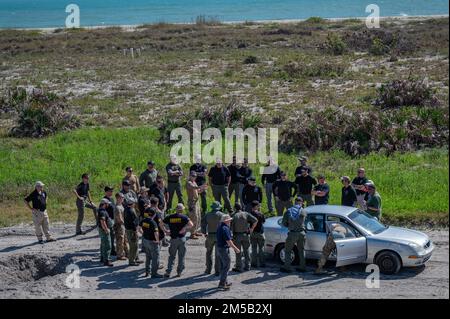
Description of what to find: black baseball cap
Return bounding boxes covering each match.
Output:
[104,186,114,192]
[147,160,155,165]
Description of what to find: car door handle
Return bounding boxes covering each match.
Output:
[339,244,345,247]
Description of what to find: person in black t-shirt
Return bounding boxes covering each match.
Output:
[163,204,193,277]
[352,168,369,210]
[341,176,357,207]
[236,158,252,206]
[139,208,163,278]
[97,198,114,266]
[227,156,240,205]
[242,177,263,212]
[149,176,169,213]
[190,154,209,215]
[295,168,317,207]
[208,159,233,213]
[124,199,142,266]
[102,186,116,256]
[24,181,55,243]
[249,201,266,268]
[273,172,297,216]
[73,173,96,235]
[261,159,281,214]
[313,175,330,205]
[294,156,313,177]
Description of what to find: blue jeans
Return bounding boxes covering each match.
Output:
[217,246,231,285]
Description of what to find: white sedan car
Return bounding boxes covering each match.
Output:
[264,205,434,274]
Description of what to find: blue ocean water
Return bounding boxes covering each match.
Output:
[0,0,448,28]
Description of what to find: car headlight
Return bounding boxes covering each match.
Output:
[408,242,425,255]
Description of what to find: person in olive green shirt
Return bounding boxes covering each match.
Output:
[280,196,307,273]
[365,182,382,220]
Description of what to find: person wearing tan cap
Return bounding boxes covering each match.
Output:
[123,166,140,193]
[24,181,56,244]
[216,213,240,290]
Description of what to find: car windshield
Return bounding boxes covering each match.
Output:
[348,210,387,234]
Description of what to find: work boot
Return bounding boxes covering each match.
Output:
[104,261,114,267]
[232,268,242,273]
[164,272,171,278]
[144,272,149,277]
[218,283,230,290]
[76,230,86,236]
[128,262,139,266]
[38,240,44,244]
[204,269,211,275]
[46,238,56,242]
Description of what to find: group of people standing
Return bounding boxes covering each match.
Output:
[23,154,382,289]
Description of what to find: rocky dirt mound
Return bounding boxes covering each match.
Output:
[0,253,73,286]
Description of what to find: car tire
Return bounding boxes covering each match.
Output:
[275,244,299,265]
[375,251,402,275]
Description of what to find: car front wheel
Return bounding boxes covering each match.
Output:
[276,244,299,265]
[375,251,402,275]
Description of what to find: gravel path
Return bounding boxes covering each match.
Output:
[0,224,448,299]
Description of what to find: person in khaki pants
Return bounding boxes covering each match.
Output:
[24,181,56,244]
[186,171,207,239]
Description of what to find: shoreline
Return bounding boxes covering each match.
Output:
[2,14,448,32]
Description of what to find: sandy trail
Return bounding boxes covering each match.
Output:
[0,224,448,299]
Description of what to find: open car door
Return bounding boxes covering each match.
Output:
[327,221,367,267]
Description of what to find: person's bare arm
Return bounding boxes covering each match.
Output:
[24,200,33,212]
[180,220,194,235]
[100,220,109,233]
[227,240,240,253]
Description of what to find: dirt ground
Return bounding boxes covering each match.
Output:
[0,223,448,299]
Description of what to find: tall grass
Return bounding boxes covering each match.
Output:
[0,127,448,226]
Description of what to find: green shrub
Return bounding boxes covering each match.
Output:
[375,78,439,108]
[0,87,80,138]
[325,33,347,55]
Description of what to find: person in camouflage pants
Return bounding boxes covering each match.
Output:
[315,222,347,274]
[113,192,129,260]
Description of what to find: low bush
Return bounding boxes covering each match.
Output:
[0,87,80,138]
[158,99,262,143]
[279,105,448,156]
[374,78,439,108]
[324,33,347,55]
[243,55,258,64]
[282,60,346,78]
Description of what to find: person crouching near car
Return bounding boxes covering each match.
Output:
[97,198,114,267]
[216,214,240,290]
[24,181,56,244]
[139,208,164,279]
[280,196,307,273]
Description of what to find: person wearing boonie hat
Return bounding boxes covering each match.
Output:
[163,203,193,278]
[216,214,240,290]
[352,168,369,210]
[139,160,158,188]
[200,201,225,275]
[113,192,128,260]
[241,176,263,213]
[312,174,330,205]
[97,198,114,266]
[24,181,56,244]
[341,176,357,207]
[365,182,382,220]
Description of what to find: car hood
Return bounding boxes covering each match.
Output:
[371,226,430,246]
